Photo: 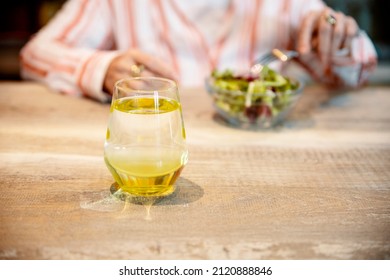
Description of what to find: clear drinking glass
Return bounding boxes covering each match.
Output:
[104,77,188,198]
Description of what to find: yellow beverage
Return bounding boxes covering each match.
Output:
[104,96,188,197]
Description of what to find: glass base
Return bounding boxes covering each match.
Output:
[110,182,176,201]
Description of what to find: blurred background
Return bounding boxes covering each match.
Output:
[0,0,389,81]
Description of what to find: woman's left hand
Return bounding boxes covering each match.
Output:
[296,7,359,81]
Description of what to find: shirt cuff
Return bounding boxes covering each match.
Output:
[79,50,121,103]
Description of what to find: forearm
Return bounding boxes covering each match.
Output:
[19,0,117,102]
[20,40,119,102]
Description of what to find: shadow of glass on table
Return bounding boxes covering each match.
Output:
[79,177,204,219]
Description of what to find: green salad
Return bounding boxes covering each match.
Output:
[210,66,300,123]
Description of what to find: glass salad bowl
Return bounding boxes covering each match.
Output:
[205,66,304,129]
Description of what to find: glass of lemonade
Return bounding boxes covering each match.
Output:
[104,77,188,198]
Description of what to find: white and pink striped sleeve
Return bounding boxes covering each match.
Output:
[20,0,119,102]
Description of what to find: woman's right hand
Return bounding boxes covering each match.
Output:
[103,49,178,94]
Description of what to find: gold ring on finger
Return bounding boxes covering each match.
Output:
[129,64,144,77]
[325,14,337,26]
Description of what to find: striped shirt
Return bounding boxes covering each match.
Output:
[20,0,377,102]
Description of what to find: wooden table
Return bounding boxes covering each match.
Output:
[0,81,389,260]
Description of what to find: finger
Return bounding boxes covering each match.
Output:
[311,36,319,51]
[129,49,178,81]
[115,54,145,78]
[298,52,338,85]
[296,11,319,54]
[140,69,154,78]
[318,8,335,69]
[107,53,138,77]
[118,59,137,75]
[342,16,359,50]
[331,12,345,54]
[298,53,325,80]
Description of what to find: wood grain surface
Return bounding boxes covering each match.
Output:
[0,81,389,259]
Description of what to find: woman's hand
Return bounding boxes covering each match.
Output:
[103,49,178,94]
[296,7,359,83]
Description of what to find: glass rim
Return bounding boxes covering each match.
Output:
[114,76,178,95]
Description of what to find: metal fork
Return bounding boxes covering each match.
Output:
[250,48,298,75]
[250,47,351,76]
